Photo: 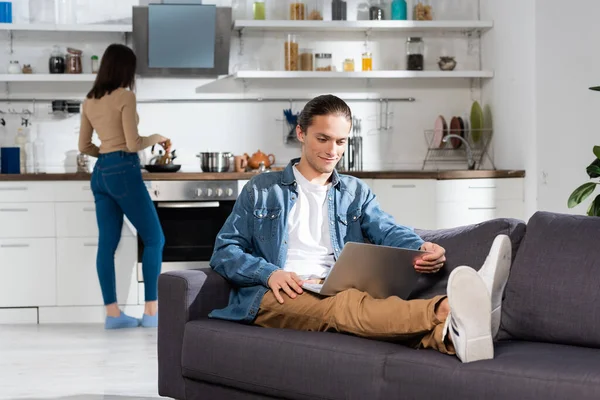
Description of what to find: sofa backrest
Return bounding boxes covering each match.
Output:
[499,211,600,348]
[411,218,526,299]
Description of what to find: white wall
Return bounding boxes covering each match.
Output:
[0,0,489,173]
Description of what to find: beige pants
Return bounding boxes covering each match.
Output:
[254,288,454,354]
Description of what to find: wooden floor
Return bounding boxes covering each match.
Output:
[0,324,161,400]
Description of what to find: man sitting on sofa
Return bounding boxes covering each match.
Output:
[209,94,512,364]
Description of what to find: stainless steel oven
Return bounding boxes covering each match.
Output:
[137,180,241,282]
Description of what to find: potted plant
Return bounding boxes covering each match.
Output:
[567,145,600,216]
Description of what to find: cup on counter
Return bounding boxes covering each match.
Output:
[1,147,20,174]
[234,155,248,172]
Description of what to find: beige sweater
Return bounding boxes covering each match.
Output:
[78,88,162,157]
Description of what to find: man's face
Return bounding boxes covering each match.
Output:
[296,114,351,175]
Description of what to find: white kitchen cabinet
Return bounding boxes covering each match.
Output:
[55,202,134,238]
[56,237,138,306]
[53,182,94,202]
[0,182,54,202]
[436,178,525,229]
[0,238,56,307]
[0,203,55,238]
[371,179,437,230]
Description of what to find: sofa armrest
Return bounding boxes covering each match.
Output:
[157,268,231,399]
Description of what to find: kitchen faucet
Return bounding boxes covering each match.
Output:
[443,134,476,170]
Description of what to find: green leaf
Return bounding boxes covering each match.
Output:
[594,146,600,160]
[586,159,600,178]
[590,86,600,91]
[568,182,597,208]
[587,194,600,217]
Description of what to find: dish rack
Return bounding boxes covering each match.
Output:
[421,128,495,170]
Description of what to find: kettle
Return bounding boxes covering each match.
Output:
[244,150,276,170]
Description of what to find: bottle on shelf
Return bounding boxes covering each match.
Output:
[32,125,45,174]
[391,0,407,20]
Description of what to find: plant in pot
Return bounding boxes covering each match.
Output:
[567,145,600,216]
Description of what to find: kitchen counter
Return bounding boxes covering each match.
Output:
[0,170,525,181]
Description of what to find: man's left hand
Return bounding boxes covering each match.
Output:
[415,242,446,274]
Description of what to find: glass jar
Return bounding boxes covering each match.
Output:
[369,0,385,20]
[307,0,323,20]
[253,1,266,20]
[362,52,373,71]
[289,1,306,20]
[406,37,424,71]
[8,60,21,74]
[300,48,314,71]
[391,0,407,20]
[284,34,299,71]
[66,47,83,74]
[343,58,354,72]
[49,45,65,74]
[91,55,99,74]
[331,0,347,20]
[413,0,433,20]
[315,53,332,71]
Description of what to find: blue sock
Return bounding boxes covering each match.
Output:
[141,313,158,328]
[105,311,140,329]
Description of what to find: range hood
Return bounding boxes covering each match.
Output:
[132,3,231,78]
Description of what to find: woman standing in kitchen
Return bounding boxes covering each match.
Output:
[78,43,169,329]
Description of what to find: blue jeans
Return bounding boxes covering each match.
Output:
[91,151,164,305]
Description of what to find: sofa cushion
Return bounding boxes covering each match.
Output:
[499,212,600,347]
[182,319,403,400]
[411,218,526,299]
[382,341,600,400]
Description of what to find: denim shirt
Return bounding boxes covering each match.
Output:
[209,158,425,323]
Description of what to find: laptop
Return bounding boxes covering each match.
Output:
[301,242,429,300]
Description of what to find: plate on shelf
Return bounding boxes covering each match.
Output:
[432,115,447,148]
[462,112,471,141]
[449,116,463,148]
[470,101,484,143]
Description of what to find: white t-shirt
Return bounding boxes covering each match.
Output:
[283,166,335,279]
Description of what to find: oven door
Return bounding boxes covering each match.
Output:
[137,200,235,281]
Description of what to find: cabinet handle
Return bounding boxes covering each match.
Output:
[468,207,497,210]
[391,185,417,189]
[83,243,98,247]
[0,187,27,191]
[468,186,497,189]
[1,243,30,248]
[0,208,28,212]
[82,186,91,191]
[83,207,95,212]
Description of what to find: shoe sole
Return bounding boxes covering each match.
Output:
[448,267,493,363]
[479,235,512,338]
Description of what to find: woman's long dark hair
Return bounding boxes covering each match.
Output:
[86,44,137,99]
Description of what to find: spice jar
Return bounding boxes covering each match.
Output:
[315,53,332,71]
[300,48,314,71]
[414,0,433,20]
[406,37,424,71]
[66,47,83,74]
[362,52,373,71]
[253,1,266,20]
[307,0,323,20]
[369,0,385,20]
[91,55,99,74]
[289,1,305,20]
[343,58,354,72]
[284,34,299,71]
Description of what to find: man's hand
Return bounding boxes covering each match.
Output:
[415,242,446,274]
[267,270,304,304]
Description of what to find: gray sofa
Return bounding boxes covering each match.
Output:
[157,211,600,400]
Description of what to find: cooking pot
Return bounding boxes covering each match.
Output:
[196,152,233,172]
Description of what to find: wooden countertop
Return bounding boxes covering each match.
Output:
[0,170,525,181]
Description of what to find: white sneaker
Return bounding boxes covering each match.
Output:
[445,266,493,363]
[477,234,512,339]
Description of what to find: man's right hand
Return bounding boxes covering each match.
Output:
[267,270,304,304]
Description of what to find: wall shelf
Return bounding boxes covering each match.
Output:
[0,23,132,33]
[0,74,97,82]
[233,20,493,34]
[233,70,494,79]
